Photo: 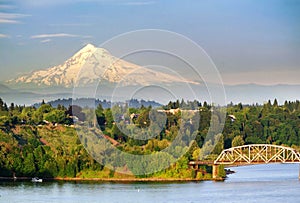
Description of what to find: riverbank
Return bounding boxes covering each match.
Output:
[0,176,225,182]
[54,177,225,182]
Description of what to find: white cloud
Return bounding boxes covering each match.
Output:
[31,33,93,40]
[0,34,10,38]
[15,0,94,8]
[31,33,78,39]
[0,12,30,24]
[40,39,52,43]
[18,0,155,7]
[0,19,19,24]
[0,12,30,19]
[49,23,93,27]
[17,0,75,7]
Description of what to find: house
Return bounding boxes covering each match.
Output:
[228,115,236,122]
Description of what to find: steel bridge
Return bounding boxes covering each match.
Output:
[189,144,300,179]
[214,144,300,165]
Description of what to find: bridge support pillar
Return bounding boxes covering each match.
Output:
[212,164,218,179]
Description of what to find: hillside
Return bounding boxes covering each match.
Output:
[0,97,300,179]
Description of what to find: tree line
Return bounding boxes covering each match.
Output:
[0,98,299,178]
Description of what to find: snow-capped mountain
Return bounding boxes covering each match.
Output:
[7,44,96,87]
[7,44,198,88]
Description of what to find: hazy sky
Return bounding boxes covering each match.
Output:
[0,0,299,85]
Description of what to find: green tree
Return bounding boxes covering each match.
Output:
[192,148,201,160]
[43,109,66,124]
[217,165,226,178]
[232,135,245,147]
[95,104,106,130]
[22,153,36,176]
[32,104,53,124]
[104,108,114,129]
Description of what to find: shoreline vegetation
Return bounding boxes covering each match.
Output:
[0,176,225,182]
[1,98,300,182]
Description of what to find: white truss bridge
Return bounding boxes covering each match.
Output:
[214,144,300,165]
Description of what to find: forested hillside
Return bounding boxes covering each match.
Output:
[0,98,299,179]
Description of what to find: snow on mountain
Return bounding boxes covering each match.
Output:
[7,44,199,88]
[7,44,97,87]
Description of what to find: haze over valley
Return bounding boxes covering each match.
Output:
[1,44,299,105]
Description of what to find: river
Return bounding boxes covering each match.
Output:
[1,164,300,203]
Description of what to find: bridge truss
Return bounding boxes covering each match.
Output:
[214,144,300,165]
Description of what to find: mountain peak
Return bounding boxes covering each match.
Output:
[74,43,97,57]
[81,43,96,50]
[7,44,199,88]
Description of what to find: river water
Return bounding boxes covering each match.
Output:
[1,164,300,203]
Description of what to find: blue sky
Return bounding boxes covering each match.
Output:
[0,0,299,85]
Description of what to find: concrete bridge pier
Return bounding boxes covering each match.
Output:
[212,164,218,179]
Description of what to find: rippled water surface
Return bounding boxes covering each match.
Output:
[1,164,300,203]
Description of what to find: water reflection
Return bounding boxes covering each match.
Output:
[1,164,299,203]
